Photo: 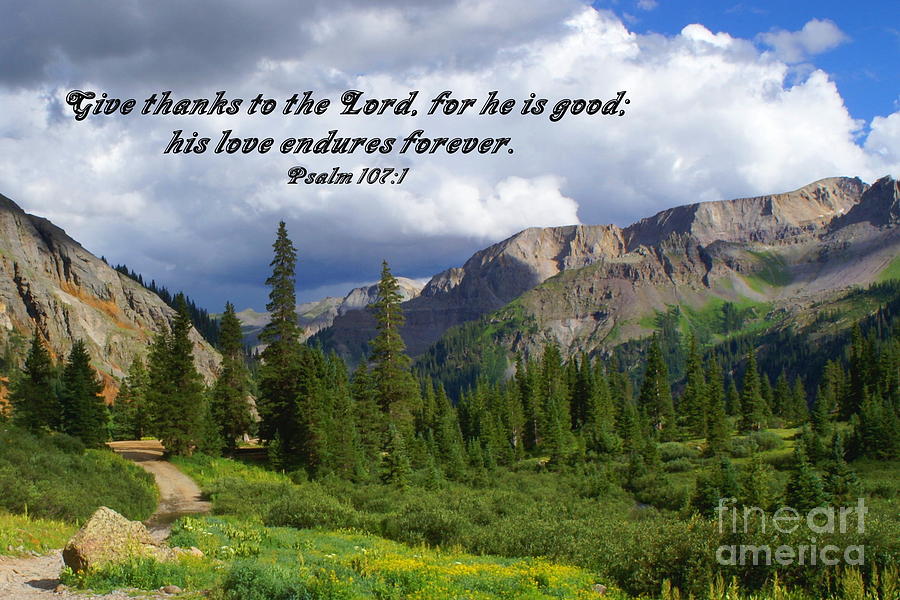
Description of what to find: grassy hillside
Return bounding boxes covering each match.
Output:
[62,449,899,599]
[0,425,157,556]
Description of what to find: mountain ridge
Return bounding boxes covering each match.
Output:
[316,175,896,363]
[0,192,220,396]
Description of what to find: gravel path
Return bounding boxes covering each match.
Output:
[0,440,210,598]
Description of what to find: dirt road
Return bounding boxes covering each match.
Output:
[0,440,210,598]
[108,440,211,539]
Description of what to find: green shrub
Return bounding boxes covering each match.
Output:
[751,431,785,451]
[0,426,156,522]
[659,442,700,462]
[221,561,306,600]
[265,484,362,530]
[728,436,759,458]
[381,498,469,547]
[663,458,694,473]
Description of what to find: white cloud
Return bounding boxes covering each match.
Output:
[637,0,658,11]
[758,18,849,63]
[0,4,897,309]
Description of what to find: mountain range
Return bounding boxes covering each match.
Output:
[0,174,896,399]
[313,175,899,367]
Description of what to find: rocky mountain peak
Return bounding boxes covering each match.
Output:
[0,192,220,394]
[624,176,866,249]
[830,175,899,229]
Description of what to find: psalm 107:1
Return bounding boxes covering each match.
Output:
[286,166,410,185]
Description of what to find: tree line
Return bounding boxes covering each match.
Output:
[5,223,898,501]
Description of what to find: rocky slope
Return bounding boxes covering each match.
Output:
[237,277,423,350]
[443,176,899,360]
[0,193,219,395]
[319,176,889,361]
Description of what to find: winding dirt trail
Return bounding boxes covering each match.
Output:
[107,440,211,540]
[0,440,210,598]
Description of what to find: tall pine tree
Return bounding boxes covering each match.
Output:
[147,295,208,456]
[638,337,674,438]
[258,222,305,464]
[370,260,419,432]
[10,329,58,432]
[59,339,107,447]
[211,302,254,451]
[740,350,766,431]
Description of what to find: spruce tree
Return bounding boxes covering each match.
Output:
[725,378,741,417]
[258,222,305,463]
[705,356,729,456]
[823,432,860,504]
[211,302,254,451]
[351,364,383,466]
[773,371,791,420]
[381,423,411,487]
[369,260,419,431]
[10,329,58,432]
[740,350,766,431]
[788,377,808,424]
[681,334,708,438]
[59,340,107,447]
[785,448,827,511]
[111,358,150,440]
[738,453,776,510]
[638,337,674,437]
[146,296,208,456]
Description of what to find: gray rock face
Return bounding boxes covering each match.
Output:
[319,177,874,360]
[338,276,422,315]
[0,193,219,391]
[62,507,174,572]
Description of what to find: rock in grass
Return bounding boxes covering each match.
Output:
[62,506,175,572]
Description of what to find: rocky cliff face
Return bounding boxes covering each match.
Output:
[0,193,219,393]
[318,176,900,362]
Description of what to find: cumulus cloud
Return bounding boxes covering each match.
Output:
[758,18,849,63]
[0,3,897,309]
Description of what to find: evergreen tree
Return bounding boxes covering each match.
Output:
[146,295,208,456]
[851,389,900,459]
[258,222,305,464]
[823,432,860,504]
[788,377,808,425]
[10,329,58,432]
[680,334,708,438]
[725,378,741,417]
[738,453,776,510]
[370,260,419,431]
[785,448,827,511]
[772,371,791,420]
[740,350,766,431]
[638,337,674,437]
[351,364,383,467]
[110,358,150,440]
[692,457,741,515]
[618,398,645,453]
[809,384,833,437]
[211,302,254,451]
[59,340,107,447]
[432,384,467,478]
[705,356,729,456]
[381,423,411,487]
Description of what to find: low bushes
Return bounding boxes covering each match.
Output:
[0,426,157,522]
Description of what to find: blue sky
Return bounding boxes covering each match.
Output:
[596,0,898,124]
[0,0,897,311]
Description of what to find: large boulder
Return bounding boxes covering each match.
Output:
[62,507,174,572]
